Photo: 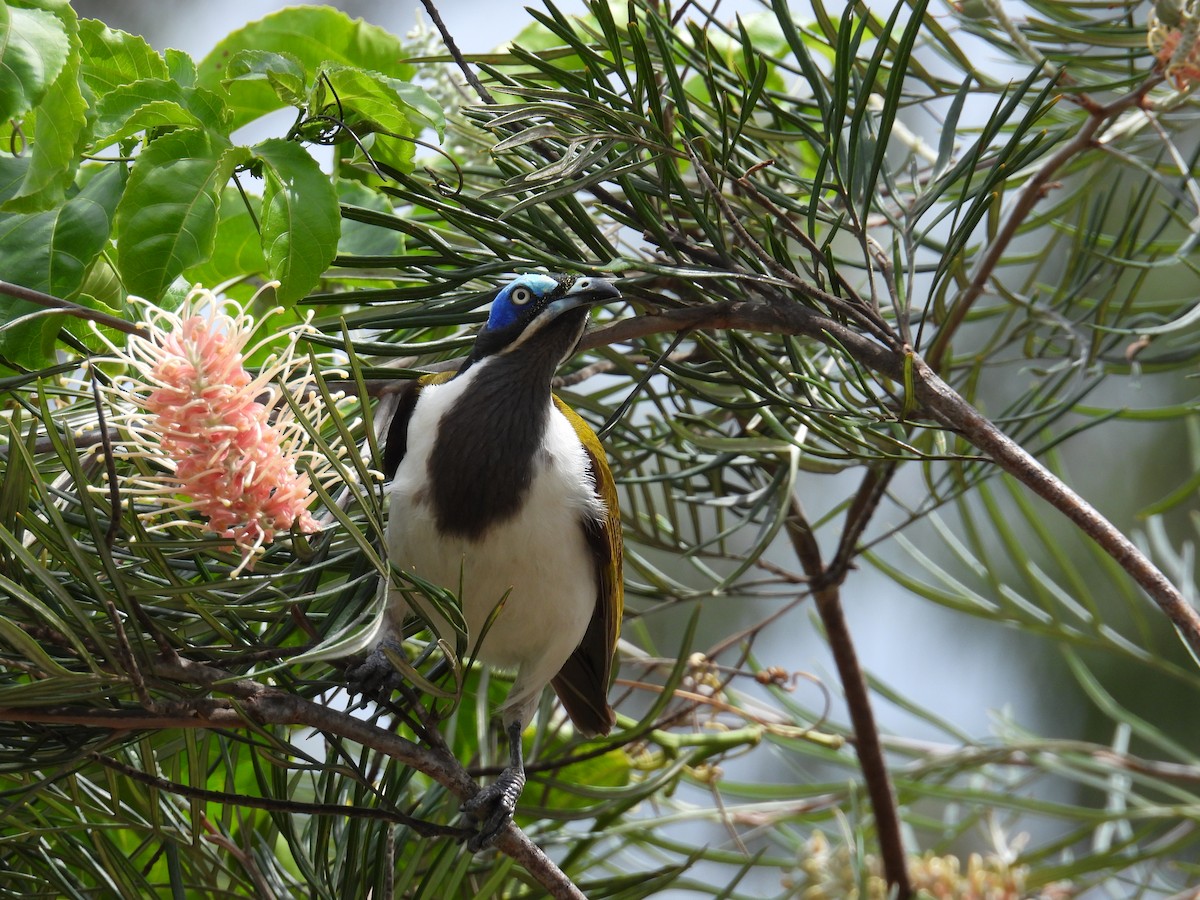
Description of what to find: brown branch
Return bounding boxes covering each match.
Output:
[784,498,911,899]
[2,646,587,898]
[828,463,896,582]
[911,356,1200,654]
[418,0,494,105]
[0,705,245,730]
[924,80,1160,371]
[241,689,586,900]
[0,659,588,900]
[0,279,141,337]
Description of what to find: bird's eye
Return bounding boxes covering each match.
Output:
[511,287,532,305]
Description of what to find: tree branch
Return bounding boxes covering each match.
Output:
[911,356,1200,655]
[924,79,1162,371]
[784,498,911,899]
[0,279,142,337]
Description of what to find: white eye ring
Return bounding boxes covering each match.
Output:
[511,287,532,305]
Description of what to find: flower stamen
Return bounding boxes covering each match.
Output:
[92,284,339,575]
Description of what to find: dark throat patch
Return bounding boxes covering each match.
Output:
[426,310,588,540]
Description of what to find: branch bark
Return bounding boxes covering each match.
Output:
[786,500,912,899]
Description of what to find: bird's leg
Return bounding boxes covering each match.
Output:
[346,638,407,701]
[461,719,526,852]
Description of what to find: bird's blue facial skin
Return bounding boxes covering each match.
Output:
[485,274,561,331]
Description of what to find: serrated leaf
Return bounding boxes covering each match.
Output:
[114,128,249,301]
[164,47,197,87]
[225,49,307,107]
[0,3,72,123]
[253,137,339,305]
[2,24,86,212]
[93,99,206,148]
[77,17,168,96]
[91,79,230,151]
[196,6,414,130]
[389,79,444,141]
[299,65,443,171]
[0,163,125,367]
[182,186,266,295]
[74,254,124,319]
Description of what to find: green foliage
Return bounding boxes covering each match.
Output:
[0,2,444,366]
[3,0,1200,897]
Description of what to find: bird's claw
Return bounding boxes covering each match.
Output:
[346,643,405,703]
[461,765,526,852]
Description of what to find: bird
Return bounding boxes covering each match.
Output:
[358,272,624,851]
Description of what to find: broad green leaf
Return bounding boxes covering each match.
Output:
[302,66,417,168]
[114,127,249,301]
[2,7,85,212]
[0,163,125,366]
[77,17,168,96]
[253,137,339,305]
[337,178,403,257]
[389,78,444,141]
[0,3,71,123]
[181,185,266,294]
[225,49,307,107]
[64,263,124,352]
[298,66,443,171]
[196,6,414,130]
[164,46,197,87]
[0,155,30,203]
[0,159,123,297]
[92,99,205,149]
[46,162,124,294]
[91,79,230,150]
[75,253,124,316]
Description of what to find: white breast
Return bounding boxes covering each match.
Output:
[384,366,601,703]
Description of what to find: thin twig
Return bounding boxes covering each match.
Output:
[924,81,1159,370]
[0,280,142,336]
[827,463,896,583]
[419,0,495,104]
[88,751,466,838]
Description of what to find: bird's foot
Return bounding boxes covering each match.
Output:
[461,765,526,852]
[346,641,405,702]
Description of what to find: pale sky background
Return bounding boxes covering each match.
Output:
[73,0,568,55]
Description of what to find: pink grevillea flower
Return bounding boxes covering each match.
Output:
[94,284,338,575]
